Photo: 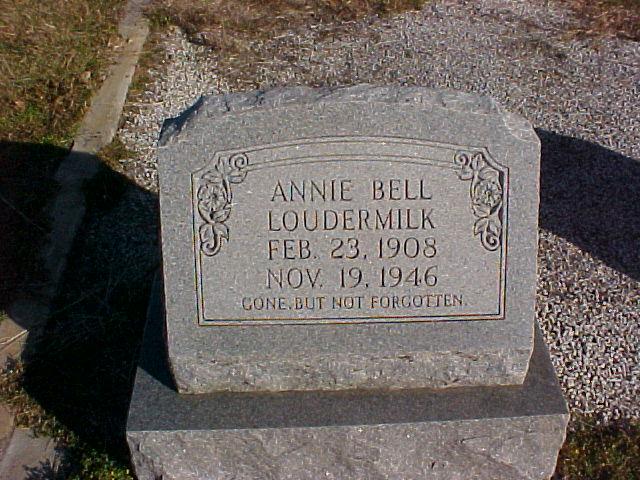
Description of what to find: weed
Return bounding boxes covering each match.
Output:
[98,137,137,173]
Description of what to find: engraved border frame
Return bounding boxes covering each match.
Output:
[191,136,509,326]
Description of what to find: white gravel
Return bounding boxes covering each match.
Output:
[117,0,640,422]
[118,32,224,189]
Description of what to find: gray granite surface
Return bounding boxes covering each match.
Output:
[126,278,568,479]
[158,85,541,393]
[117,0,640,421]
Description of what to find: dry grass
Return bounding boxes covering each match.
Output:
[0,3,130,477]
[0,362,59,436]
[565,0,640,40]
[0,0,123,310]
[147,0,428,51]
[142,0,429,93]
[147,0,640,54]
[0,0,123,143]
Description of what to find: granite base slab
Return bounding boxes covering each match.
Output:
[126,285,568,480]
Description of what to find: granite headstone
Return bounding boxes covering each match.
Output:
[157,85,539,394]
[127,85,568,479]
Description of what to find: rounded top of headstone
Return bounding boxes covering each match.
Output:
[158,85,527,147]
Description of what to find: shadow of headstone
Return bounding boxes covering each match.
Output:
[538,129,640,281]
[2,127,637,474]
[2,142,159,473]
[0,141,66,314]
[24,459,57,480]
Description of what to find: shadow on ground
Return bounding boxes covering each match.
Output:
[1,140,159,476]
[25,459,58,480]
[537,129,640,281]
[2,128,638,476]
[0,142,65,314]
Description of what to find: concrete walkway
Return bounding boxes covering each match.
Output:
[0,0,150,477]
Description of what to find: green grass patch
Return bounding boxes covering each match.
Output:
[555,414,640,479]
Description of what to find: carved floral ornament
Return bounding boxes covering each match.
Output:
[454,150,504,251]
[196,149,504,257]
[196,153,249,256]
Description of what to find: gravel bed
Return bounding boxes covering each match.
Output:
[117,0,639,421]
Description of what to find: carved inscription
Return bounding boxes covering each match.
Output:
[192,138,508,325]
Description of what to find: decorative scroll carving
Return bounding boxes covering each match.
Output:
[197,153,249,256]
[454,151,503,251]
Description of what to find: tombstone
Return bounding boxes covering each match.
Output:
[127,86,568,479]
